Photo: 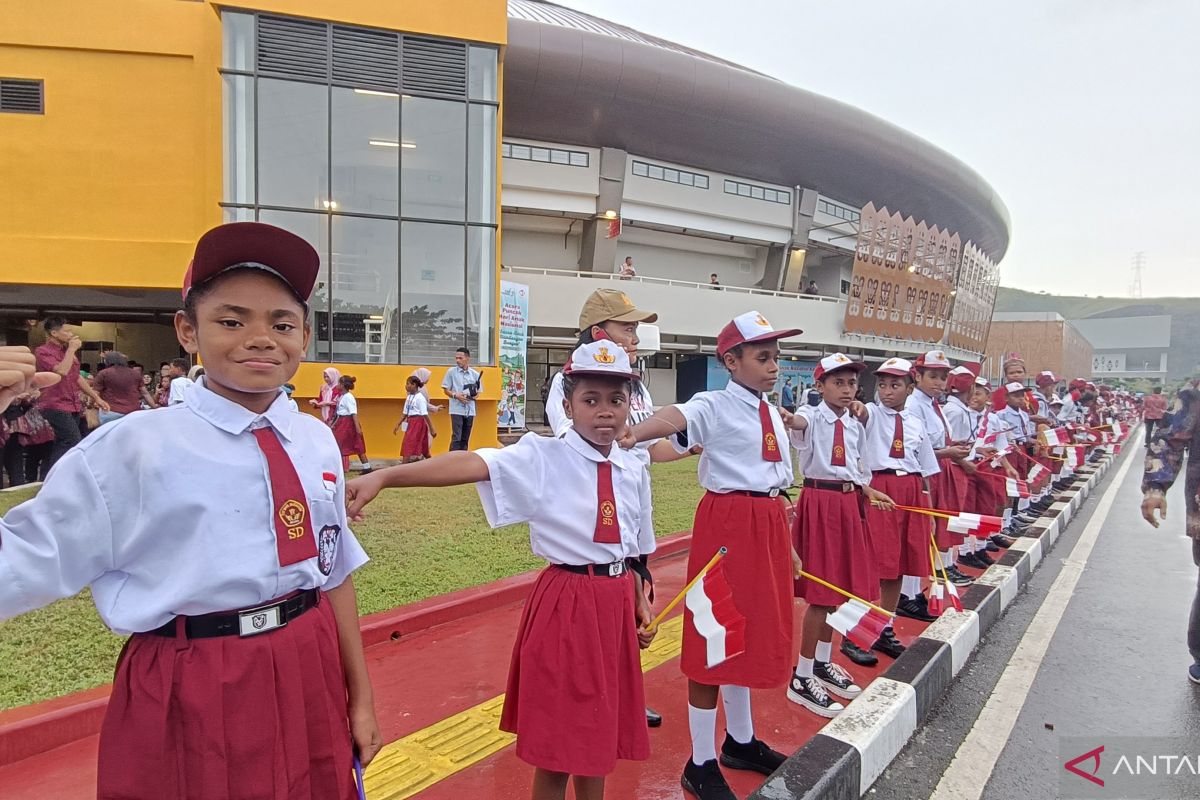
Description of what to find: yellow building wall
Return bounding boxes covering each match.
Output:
[1,0,507,450]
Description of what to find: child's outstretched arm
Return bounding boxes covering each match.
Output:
[617,406,688,450]
[346,452,490,521]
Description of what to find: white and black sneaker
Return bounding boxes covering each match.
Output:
[812,660,863,700]
[787,671,845,717]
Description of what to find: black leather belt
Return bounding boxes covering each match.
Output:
[555,561,628,578]
[803,478,860,493]
[873,468,916,477]
[146,589,320,639]
[726,488,792,499]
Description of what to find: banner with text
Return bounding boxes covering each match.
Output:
[498,281,529,429]
[946,241,1000,352]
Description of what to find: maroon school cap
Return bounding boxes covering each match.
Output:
[183,222,319,302]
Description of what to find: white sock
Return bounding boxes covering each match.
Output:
[796,655,814,678]
[941,549,955,567]
[688,704,718,766]
[1019,498,1030,512]
[1002,507,1012,524]
[901,575,923,597]
[720,685,754,745]
[959,541,972,556]
[815,640,833,663]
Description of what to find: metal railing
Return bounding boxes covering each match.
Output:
[500,264,844,304]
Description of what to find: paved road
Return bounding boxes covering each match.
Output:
[871,444,1200,800]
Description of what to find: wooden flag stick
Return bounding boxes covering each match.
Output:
[648,546,727,632]
[892,504,955,520]
[796,570,891,617]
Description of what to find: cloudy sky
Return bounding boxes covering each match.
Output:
[561,0,1200,298]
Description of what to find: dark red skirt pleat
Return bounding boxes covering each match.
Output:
[794,487,880,608]
[400,416,431,458]
[866,473,935,580]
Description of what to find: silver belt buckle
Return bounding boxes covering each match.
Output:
[768,488,781,498]
[895,469,909,477]
[607,561,625,577]
[237,603,286,637]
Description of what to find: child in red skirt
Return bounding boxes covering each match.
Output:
[855,357,939,661]
[394,375,434,462]
[619,310,801,800]
[966,377,1019,546]
[0,222,380,799]
[332,375,371,473]
[348,341,656,800]
[944,368,996,570]
[785,353,895,717]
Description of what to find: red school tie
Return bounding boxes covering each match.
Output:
[759,400,782,462]
[889,413,906,459]
[594,460,621,544]
[831,418,847,467]
[251,427,318,567]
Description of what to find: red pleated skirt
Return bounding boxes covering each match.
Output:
[500,565,648,777]
[930,458,968,549]
[332,416,366,456]
[681,491,793,689]
[400,416,431,459]
[972,462,1006,516]
[866,472,934,580]
[794,486,879,608]
[97,595,355,800]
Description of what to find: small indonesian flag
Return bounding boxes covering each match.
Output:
[945,580,963,612]
[1006,478,1031,499]
[826,598,892,651]
[928,582,945,616]
[1066,445,1086,467]
[1028,463,1047,484]
[947,511,1004,536]
[685,558,747,668]
[1112,422,1124,439]
[1040,427,1070,446]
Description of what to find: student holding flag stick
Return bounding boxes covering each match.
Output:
[350,342,657,800]
[965,377,1020,545]
[943,367,998,570]
[618,311,800,800]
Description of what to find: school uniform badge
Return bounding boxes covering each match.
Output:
[322,471,338,493]
[317,524,341,575]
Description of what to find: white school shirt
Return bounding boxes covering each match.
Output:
[404,392,429,418]
[995,406,1033,443]
[168,375,194,405]
[336,391,358,416]
[861,402,940,476]
[0,380,368,634]
[942,395,975,442]
[789,401,868,485]
[969,409,1011,461]
[907,390,951,450]
[476,429,655,564]
[286,396,299,413]
[675,382,794,493]
[546,371,662,470]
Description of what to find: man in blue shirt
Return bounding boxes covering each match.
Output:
[442,347,481,451]
[780,377,796,413]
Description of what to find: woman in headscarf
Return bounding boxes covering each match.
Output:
[309,367,342,425]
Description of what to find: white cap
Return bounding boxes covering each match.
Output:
[716,311,802,357]
[949,365,972,376]
[876,357,914,377]
[1005,381,1026,393]
[814,352,867,381]
[914,350,953,369]
[563,341,636,380]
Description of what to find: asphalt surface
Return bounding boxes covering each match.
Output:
[869,448,1200,800]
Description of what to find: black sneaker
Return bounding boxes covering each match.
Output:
[896,593,937,622]
[1015,513,1039,524]
[991,533,1016,548]
[958,552,986,570]
[840,638,879,666]
[1189,664,1200,686]
[944,565,974,585]
[985,541,1000,552]
[787,672,845,717]
[646,706,662,728]
[974,550,996,566]
[719,734,787,775]
[681,758,737,800]
[871,628,906,659]
[813,660,863,700]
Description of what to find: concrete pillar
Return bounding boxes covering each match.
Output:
[772,187,818,292]
[578,147,628,274]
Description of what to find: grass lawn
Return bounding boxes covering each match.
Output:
[0,459,706,710]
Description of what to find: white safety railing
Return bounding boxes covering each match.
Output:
[501,265,844,304]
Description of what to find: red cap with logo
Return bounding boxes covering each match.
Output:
[715,311,802,358]
[813,352,868,381]
[183,222,320,302]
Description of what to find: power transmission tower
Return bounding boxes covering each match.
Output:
[1130,251,1145,298]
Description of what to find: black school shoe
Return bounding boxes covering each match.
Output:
[840,638,879,666]
[682,758,737,800]
[896,592,937,622]
[991,533,1016,548]
[974,549,996,566]
[872,628,906,659]
[646,706,662,728]
[958,552,987,570]
[985,540,1000,552]
[944,565,974,585]
[787,672,845,717]
[719,733,787,775]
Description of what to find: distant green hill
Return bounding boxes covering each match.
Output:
[994,287,1200,379]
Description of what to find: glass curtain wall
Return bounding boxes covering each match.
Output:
[220,11,499,365]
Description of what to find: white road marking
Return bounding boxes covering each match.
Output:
[928,436,1142,800]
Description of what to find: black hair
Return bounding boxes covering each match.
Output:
[103,351,129,367]
[456,346,470,356]
[43,317,67,334]
[719,344,745,371]
[341,375,356,390]
[1153,386,1163,393]
[182,267,309,323]
[406,375,423,389]
[129,360,141,369]
[81,363,92,373]
[171,357,190,372]
[561,372,634,400]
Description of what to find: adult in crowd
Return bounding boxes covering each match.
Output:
[165,357,194,405]
[442,347,481,451]
[2,389,53,486]
[780,376,796,413]
[1141,378,1200,683]
[93,351,155,423]
[618,256,637,280]
[309,367,342,424]
[154,361,172,407]
[539,374,551,426]
[34,318,108,468]
[803,280,819,295]
[1144,386,1168,444]
[806,382,821,407]
[709,273,721,289]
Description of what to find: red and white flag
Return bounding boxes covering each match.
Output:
[685,558,746,668]
[826,598,892,651]
[1028,463,1047,485]
[928,582,945,616]
[944,580,963,612]
[947,511,1004,536]
[1040,427,1070,447]
[1006,478,1031,499]
[1066,445,1086,467]
[1113,422,1124,439]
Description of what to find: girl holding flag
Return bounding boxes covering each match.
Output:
[619,311,800,800]
[943,368,996,569]
[349,341,656,800]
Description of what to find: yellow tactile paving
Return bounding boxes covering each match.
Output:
[363,615,685,799]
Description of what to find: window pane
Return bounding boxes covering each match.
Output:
[512,144,530,160]
[724,180,736,193]
[632,161,648,177]
[468,104,497,224]
[501,142,511,157]
[550,149,568,165]
[680,172,694,186]
[531,147,550,162]
[664,168,678,183]
[222,74,255,205]
[331,87,399,216]
[467,226,496,365]
[697,176,708,189]
[258,79,329,210]
[751,186,764,199]
[401,97,466,221]
[468,46,498,101]
[331,216,399,363]
[569,151,588,167]
[401,221,464,364]
[258,210,331,361]
[648,165,663,180]
[222,12,255,72]
[223,206,254,222]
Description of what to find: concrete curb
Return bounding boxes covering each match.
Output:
[752,439,1133,800]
